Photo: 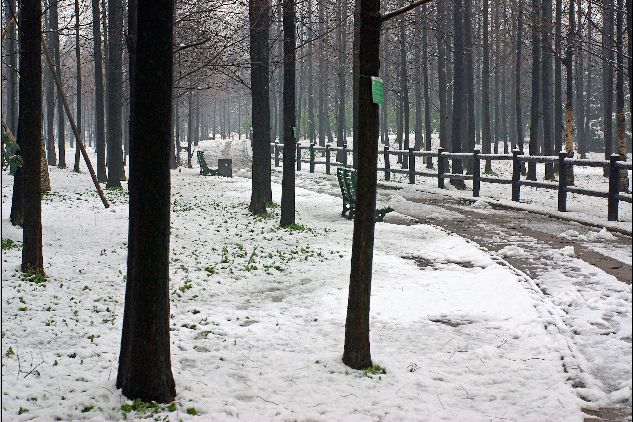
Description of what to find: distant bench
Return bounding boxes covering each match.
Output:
[336,167,393,222]
[196,151,232,177]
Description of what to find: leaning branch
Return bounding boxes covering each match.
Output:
[381,0,435,23]
[40,34,110,209]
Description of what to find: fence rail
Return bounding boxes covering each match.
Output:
[270,142,631,222]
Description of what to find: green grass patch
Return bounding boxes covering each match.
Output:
[20,271,46,285]
[1,238,21,250]
[362,364,386,377]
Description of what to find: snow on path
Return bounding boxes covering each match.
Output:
[2,152,585,421]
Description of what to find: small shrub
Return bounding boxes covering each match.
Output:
[186,407,198,416]
[18,407,28,415]
[5,346,15,358]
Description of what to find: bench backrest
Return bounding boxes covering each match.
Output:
[197,151,210,171]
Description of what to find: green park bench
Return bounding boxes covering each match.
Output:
[196,151,218,176]
[336,167,393,222]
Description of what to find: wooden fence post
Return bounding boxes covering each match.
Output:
[384,145,391,181]
[437,147,445,189]
[473,149,481,197]
[309,143,315,173]
[608,154,620,221]
[296,144,301,171]
[325,144,331,175]
[274,141,280,167]
[512,149,521,202]
[558,152,568,212]
[408,148,415,184]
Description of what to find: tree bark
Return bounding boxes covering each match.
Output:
[602,0,614,176]
[515,1,524,157]
[554,0,563,159]
[542,0,555,180]
[527,0,541,180]
[451,0,467,188]
[106,0,124,187]
[422,6,432,168]
[5,0,18,135]
[92,0,107,181]
[116,0,176,403]
[45,2,57,167]
[343,0,380,371]
[73,0,82,173]
[18,0,44,275]
[280,0,296,227]
[615,0,629,189]
[249,0,272,214]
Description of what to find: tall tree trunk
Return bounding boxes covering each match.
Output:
[343,0,380,371]
[554,0,563,159]
[542,0,555,180]
[352,0,361,167]
[422,5,433,168]
[249,0,272,214]
[563,0,575,184]
[575,0,586,159]
[45,3,57,167]
[399,0,409,169]
[336,0,347,161]
[106,0,124,187]
[380,30,389,145]
[583,0,592,152]
[414,7,423,151]
[117,0,176,403]
[527,0,541,180]
[73,0,82,173]
[515,1,524,158]
[317,0,326,147]
[602,0,614,176]
[307,0,316,146]
[437,4,450,156]
[49,0,66,169]
[464,0,475,171]
[19,0,44,274]
[127,0,138,165]
[280,0,296,227]
[5,0,18,135]
[92,0,107,181]
[451,0,466,188]
[615,0,629,189]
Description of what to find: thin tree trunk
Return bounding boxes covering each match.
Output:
[92,0,106,181]
[5,0,18,135]
[336,0,347,161]
[399,0,409,169]
[249,0,272,213]
[73,0,82,173]
[106,0,124,187]
[280,0,296,227]
[615,0,629,189]
[464,0,475,172]
[542,0,555,180]
[602,0,614,176]
[554,0,563,159]
[563,0,575,184]
[414,7,423,152]
[527,0,541,180]
[45,3,57,166]
[422,5,433,168]
[451,0,467,188]
[343,0,380,371]
[575,0,586,159]
[515,1,524,159]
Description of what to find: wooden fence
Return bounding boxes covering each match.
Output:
[270,142,632,221]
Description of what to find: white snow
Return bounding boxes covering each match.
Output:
[2,140,629,421]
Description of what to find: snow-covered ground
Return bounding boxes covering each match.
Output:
[291,134,632,232]
[1,141,630,421]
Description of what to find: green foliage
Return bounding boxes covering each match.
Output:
[266,202,279,209]
[1,238,21,250]
[179,279,192,293]
[81,406,94,413]
[20,271,46,285]
[5,346,15,358]
[362,364,386,377]
[18,407,28,415]
[186,407,198,416]
[204,265,217,275]
[120,399,179,417]
[1,122,22,173]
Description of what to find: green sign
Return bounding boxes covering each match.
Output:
[293,126,299,139]
[371,77,384,105]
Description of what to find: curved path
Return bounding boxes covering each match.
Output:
[201,139,632,421]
